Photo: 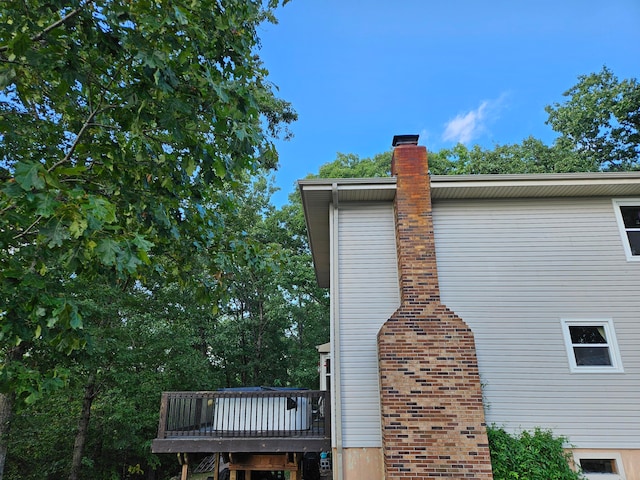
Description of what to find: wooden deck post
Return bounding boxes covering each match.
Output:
[178,453,188,480]
[157,392,169,439]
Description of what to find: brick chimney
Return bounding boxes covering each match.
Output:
[377,136,494,479]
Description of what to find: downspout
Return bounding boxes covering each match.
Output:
[330,183,344,480]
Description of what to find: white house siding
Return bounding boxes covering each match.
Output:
[432,196,640,449]
[336,202,400,447]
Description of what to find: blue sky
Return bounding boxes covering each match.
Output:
[258,0,640,205]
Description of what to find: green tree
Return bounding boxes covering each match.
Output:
[3,174,330,478]
[546,67,640,171]
[5,278,219,480]
[209,177,329,389]
[315,151,392,178]
[0,0,295,476]
[211,178,290,386]
[266,198,330,388]
[438,137,593,175]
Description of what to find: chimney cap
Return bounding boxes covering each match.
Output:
[392,134,419,147]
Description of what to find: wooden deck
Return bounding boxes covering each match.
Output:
[151,389,331,454]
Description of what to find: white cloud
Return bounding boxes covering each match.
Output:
[418,128,431,146]
[442,94,508,144]
[442,101,488,144]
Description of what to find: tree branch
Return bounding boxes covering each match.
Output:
[0,5,90,53]
[48,108,99,173]
[48,60,124,173]
[0,203,17,216]
[12,215,43,240]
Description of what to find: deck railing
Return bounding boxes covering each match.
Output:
[155,390,330,448]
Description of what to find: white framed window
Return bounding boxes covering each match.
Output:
[561,319,623,373]
[613,199,640,261]
[573,451,626,480]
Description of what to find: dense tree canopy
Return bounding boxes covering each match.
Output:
[0,0,295,397]
[3,176,330,480]
[5,278,220,480]
[546,67,640,171]
[208,177,328,389]
[432,137,594,175]
[314,151,391,178]
[0,1,295,478]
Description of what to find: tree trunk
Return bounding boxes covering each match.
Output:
[68,372,97,480]
[254,301,265,382]
[0,392,15,480]
[0,345,25,480]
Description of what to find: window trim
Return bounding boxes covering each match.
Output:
[561,319,624,373]
[573,451,626,480]
[613,199,640,262]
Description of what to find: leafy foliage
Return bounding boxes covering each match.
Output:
[5,280,219,480]
[546,66,640,171]
[1,0,295,399]
[314,151,392,178]
[434,137,595,174]
[0,0,296,477]
[209,177,329,388]
[488,427,584,480]
[3,176,330,479]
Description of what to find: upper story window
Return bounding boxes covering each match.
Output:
[613,199,640,261]
[561,319,623,373]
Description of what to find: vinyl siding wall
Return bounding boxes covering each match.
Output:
[432,196,640,449]
[336,202,400,447]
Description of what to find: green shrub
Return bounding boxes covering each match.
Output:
[487,426,584,480]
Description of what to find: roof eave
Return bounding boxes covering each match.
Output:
[298,178,397,288]
[299,172,640,288]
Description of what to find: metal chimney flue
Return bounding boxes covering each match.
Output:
[391,134,419,147]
